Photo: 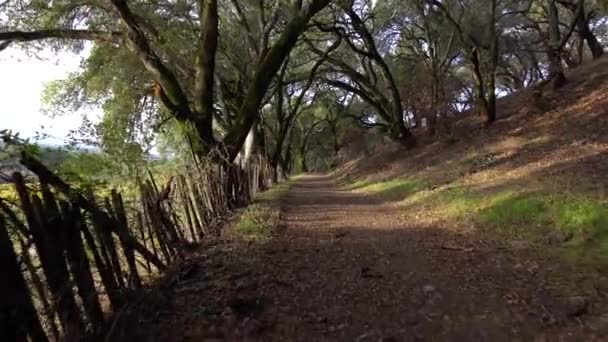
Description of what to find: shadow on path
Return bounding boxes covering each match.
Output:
[127,174,597,341]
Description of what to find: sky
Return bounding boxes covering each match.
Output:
[0,46,89,146]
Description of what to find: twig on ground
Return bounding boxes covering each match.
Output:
[440,244,475,253]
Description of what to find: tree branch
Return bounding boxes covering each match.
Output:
[0,29,123,51]
[288,37,341,122]
[223,0,331,162]
[557,0,585,51]
[229,0,260,55]
[321,78,392,123]
[109,0,192,121]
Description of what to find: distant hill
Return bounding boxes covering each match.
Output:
[0,143,71,183]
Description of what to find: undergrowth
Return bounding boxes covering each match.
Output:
[234,204,279,240]
[425,186,608,265]
[348,176,608,266]
[233,177,297,240]
[346,177,426,201]
[254,176,298,202]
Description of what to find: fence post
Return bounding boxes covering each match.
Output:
[31,194,83,339]
[0,216,48,342]
[14,173,82,339]
[140,184,172,262]
[87,193,124,290]
[135,212,152,273]
[102,197,126,289]
[59,201,105,331]
[188,174,210,235]
[16,233,60,340]
[179,178,198,241]
[3,200,61,340]
[79,219,123,311]
[181,175,204,239]
[110,190,141,289]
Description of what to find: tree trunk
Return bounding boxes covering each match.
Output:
[470,48,495,126]
[281,127,293,177]
[271,121,288,181]
[299,120,324,173]
[224,0,331,162]
[577,14,604,59]
[486,3,498,126]
[271,126,287,173]
[330,121,340,156]
[236,124,256,167]
[193,0,219,150]
[548,0,567,89]
[301,156,309,173]
[299,140,309,173]
[254,122,267,163]
[282,142,293,177]
[344,7,416,148]
[576,37,585,65]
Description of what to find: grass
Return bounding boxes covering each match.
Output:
[345,179,374,190]
[478,194,547,229]
[347,175,607,264]
[556,201,608,236]
[254,177,298,202]
[554,200,608,265]
[233,177,298,240]
[234,203,279,241]
[346,177,426,201]
[412,185,608,264]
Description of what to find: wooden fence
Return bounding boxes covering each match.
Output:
[0,153,273,341]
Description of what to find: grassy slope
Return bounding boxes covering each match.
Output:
[336,58,608,291]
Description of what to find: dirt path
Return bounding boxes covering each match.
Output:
[132,174,597,341]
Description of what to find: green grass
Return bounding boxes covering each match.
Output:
[234,203,279,241]
[477,194,607,241]
[345,179,374,190]
[431,186,481,217]
[556,201,608,235]
[423,185,608,264]
[553,200,608,265]
[479,194,547,229]
[254,176,298,202]
[346,177,426,201]
[234,178,297,240]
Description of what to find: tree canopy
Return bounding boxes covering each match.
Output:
[1,0,606,175]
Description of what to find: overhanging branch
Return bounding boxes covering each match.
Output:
[0,29,123,51]
[109,0,192,121]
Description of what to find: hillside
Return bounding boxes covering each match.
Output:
[334,57,608,328]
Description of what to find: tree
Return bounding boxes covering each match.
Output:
[392,0,460,134]
[310,0,417,147]
[557,0,604,60]
[266,38,340,179]
[427,0,502,126]
[2,0,607,174]
[1,0,332,162]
